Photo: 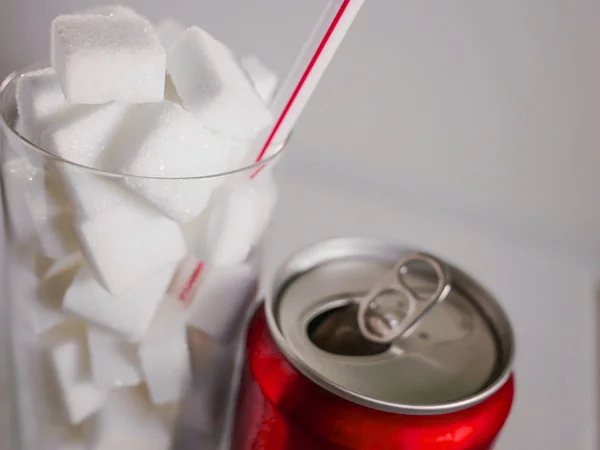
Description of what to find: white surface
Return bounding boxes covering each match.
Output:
[166,26,273,141]
[138,298,190,406]
[49,337,107,425]
[63,265,175,342]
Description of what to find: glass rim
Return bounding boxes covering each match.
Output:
[0,68,286,181]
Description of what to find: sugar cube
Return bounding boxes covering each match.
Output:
[199,181,266,266]
[77,5,142,18]
[187,263,257,343]
[24,168,79,259]
[26,253,82,335]
[156,18,185,50]
[42,102,131,167]
[63,264,177,342]
[139,296,191,405]
[85,386,171,450]
[16,68,71,144]
[16,256,61,335]
[252,170,278,242]
[87,326,143,389]
[1,157,39,243]
[52,14,166,104]
[14,116,28,139]
[224,132,264,170]
[167,27,273,140]
[41,102,136,218]
[179,193,217,250]
[241,55,279,104]
[55,163,141,220]
[3,115,44,167]
[74,201,186,295]
[5,116,28,154]
[49,337,107,424]
[109,101,232,223]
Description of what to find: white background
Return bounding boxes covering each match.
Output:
[1,1,599,449]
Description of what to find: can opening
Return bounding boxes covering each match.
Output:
[307,303,391,357]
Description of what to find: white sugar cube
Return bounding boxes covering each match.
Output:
[27,254,82,335]
[42,102,131,167]
[49,337,107,424]
[187,264,257,343]
[24,169,79,259]
[87,327,143,389]
[5,116,28,155]
[20,260,62,335]
[139,297,191,405]
[180,207,211,251]
[241,55,279,104]
[4,116,45,166]
[75,201,186,295]
[52,14,166,104]
[63,264,177,341]
[77,5,141,18]
[86,386,171,450]
[16,255,62,335]
[253,170,279,242]
[16,68,70,144]
[167,27,273,140]
[156,18,185,50]
[110,101,232,223]
[2,157,39,242]
[199,181,267,266]
[56,165,140,220]
[41,103,135,218]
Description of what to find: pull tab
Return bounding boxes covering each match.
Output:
[357,253,452,344]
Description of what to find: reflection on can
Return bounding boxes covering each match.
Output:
[232,237,515,450]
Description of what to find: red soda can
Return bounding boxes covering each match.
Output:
[231,238,515,450]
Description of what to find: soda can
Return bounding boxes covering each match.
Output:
[231,237,515,450]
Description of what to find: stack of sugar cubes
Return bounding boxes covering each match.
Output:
[7,4,280,448]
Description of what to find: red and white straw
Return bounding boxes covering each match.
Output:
[180,0,366,300]
[255,0,366,165]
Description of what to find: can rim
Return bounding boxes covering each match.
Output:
[265,237,515,415]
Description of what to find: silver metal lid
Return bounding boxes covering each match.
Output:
[266,238,514,415]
